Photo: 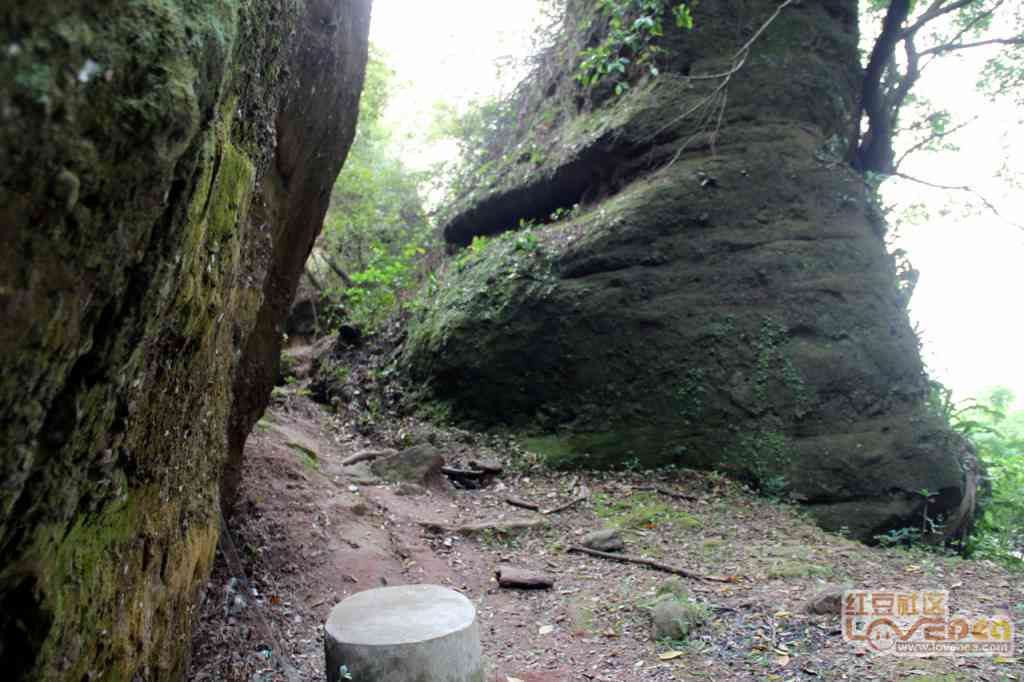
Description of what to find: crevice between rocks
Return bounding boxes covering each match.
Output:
[442,131,693,248]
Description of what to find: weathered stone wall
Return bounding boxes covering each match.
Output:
[0,1,370,679]
[402,0,978,543]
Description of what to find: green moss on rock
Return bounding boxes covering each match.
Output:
[403,0,977,545]
[0,0,371,678]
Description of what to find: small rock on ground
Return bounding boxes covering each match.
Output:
[371,444,448,491]
[581,528,625,552]
[803,584,853,615]
[651,597,708,641]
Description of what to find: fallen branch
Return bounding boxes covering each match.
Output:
[567,546,736,583]
[495,564,555,589]
[542,484,590,515]
[441,466,488,478]
[635,486,700,502]
[341,448,396,466]
[305,267,325,293]
[419,518,546,536]
[318,251,354,288]
[442,465,498,490]
[505,496,541,512]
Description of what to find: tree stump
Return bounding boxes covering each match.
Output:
[325,585,484,682]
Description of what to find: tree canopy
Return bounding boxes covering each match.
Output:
[313,47,434,331]
[853,0,1024,179]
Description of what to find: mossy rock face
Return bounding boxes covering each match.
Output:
[403,0,977,544]
[442,0,861,247]
[0,1,370,679]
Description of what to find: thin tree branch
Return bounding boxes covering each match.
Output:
[892,172,1023,230]
[921,35,1024,55]
[890,27,922,115]
[894,115,979,171]
[898,0,975,39]
[315,251,354,288]
[305,267,325,293]
[919,0,1003,58]
[648,0,795,148]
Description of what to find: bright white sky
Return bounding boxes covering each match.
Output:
[885,43,1024,410]
[369,0,1024,409]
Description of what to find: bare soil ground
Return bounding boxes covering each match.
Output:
[190,376,1023,681]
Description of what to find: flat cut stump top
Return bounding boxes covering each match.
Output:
[326,584,475,646]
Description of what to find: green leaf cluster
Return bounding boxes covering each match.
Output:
[931,383,1024,568]
[318,47,436,332]
[961,389,1024,567]
[576,0,695,95]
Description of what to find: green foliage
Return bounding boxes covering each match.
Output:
[753,317,809,418]
[927,381,1004,439]
[576,0,696,95]
[593,491,702,530]
[425,96,524,210]
[958,388,1024,567]
[737,428,791,499]
[676,368,707,424]
[875,525,924,548]
[928,382,1023,566]
[423,1,699,215]
[549,203,581,222]
[318,47,436,332]
[513,230,542,254]
[287,443,320,472]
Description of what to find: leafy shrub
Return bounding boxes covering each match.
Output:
[576,0,696,95]
[931,383,1024,567]
[313,47,437,333]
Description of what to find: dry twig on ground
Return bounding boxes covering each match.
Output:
[543,484,590,515]
[568,545,737,583]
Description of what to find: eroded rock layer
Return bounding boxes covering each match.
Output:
[402,0,977,543]
[0,1,370,678]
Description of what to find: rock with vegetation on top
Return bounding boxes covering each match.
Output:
[400,0,977,544]
[650,596,709,641]
[0,1,371,679]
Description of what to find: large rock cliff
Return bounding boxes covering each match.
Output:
[0,1,370,679]
[402,0,978,543]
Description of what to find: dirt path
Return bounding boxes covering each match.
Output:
[190,386,1024,681]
